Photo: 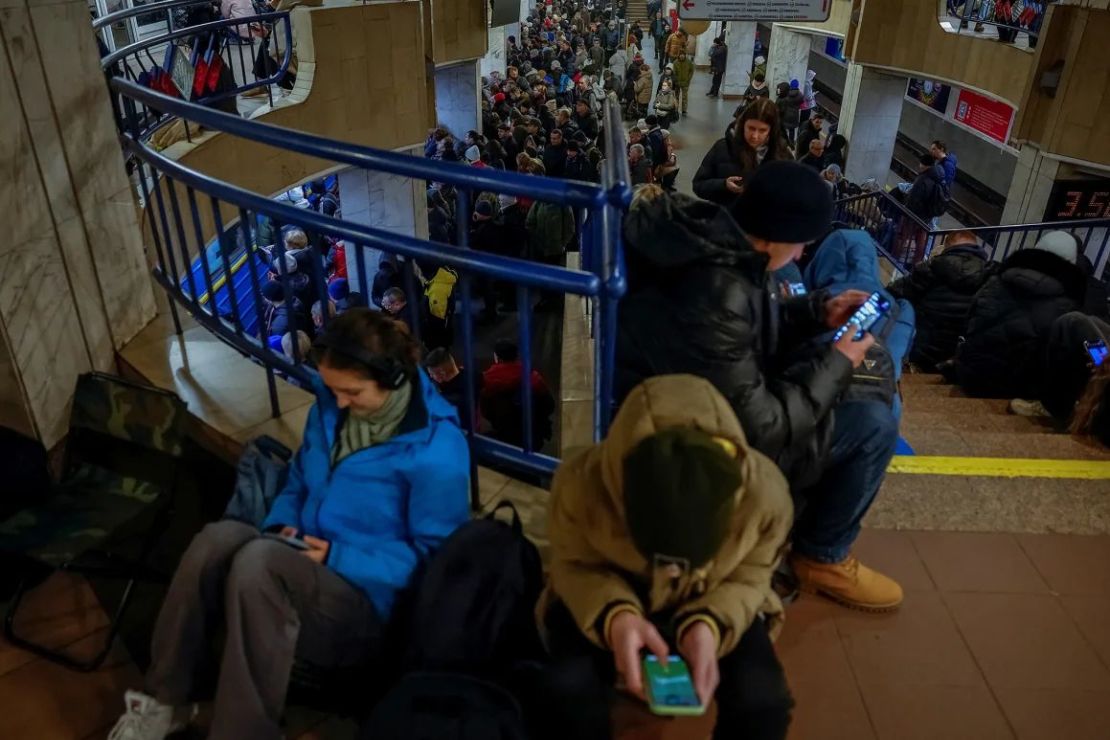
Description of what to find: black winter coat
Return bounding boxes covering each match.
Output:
[692,125,788,214]
[888,243,996,369]
[615,193,854,488]
[906,165,943,221]
[955,248,1089,398]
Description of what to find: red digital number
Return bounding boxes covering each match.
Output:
[1085,191,1108,218]
[1057,190,1082,218]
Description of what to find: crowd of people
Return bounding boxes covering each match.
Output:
[105,2,1110,739]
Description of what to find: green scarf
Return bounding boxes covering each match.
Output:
[333,380,412,463]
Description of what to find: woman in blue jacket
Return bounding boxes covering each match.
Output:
[109,309,471,740]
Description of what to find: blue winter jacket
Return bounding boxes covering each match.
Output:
[938,153,957,189]
[261,371,471,619]
[804,229,916,380]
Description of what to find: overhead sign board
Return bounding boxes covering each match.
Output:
[676,0,831,22]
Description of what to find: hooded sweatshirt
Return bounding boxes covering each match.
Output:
[538,374,794,656]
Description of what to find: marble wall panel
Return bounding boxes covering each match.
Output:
[29,0,155,348]
[435,61,481,139]
[767,25,811,93]
[722,22,756,97]
[0,18,94,446]
[0,4,113,364]
[839,65,907,187]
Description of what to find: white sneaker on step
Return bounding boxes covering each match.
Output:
[108,690,195,740]
[1008,398,1051,418]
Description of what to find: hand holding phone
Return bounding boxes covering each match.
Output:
[643,655,706,716]
[725,176,744,194]
[263,531,310,550]
[1085,340,1108,367]
[831,291,891,342]
[609,611,669,701]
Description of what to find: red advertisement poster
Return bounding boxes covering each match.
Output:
[954,90,1013,144]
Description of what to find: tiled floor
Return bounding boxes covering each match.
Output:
[5,529,1110,739]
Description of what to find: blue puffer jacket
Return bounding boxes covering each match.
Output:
[804,229,916,379]
[262,371,471,619]
[939,153,957,189]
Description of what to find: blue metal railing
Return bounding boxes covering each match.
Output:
[103,5,631,492]
[96,1,294,131]
[835,190,1110,279]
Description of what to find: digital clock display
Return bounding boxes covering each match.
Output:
[1044,179,1110,221]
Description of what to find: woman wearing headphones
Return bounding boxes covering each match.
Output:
[109,309,470,740]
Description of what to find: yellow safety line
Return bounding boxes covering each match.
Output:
[197,251,250,305]
[888,455,1110,480]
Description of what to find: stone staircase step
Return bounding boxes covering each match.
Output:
[900,372,948,385]
[902,396,1012,415]
[867,474,1110,534]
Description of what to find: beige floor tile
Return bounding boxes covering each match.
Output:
[1059,595,1110,670]
[0,573,109,677]
[944,592,1110,691]
[1015,534,1110,595]
[856,681,1013,740]
[786,679,876,740]
[0,630,140,740]
[910,532,1048,593]
[993,687,1110,740]
[835,591,984,687]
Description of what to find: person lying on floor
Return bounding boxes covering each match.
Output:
[108,309,470,740]
[530,374,795,740]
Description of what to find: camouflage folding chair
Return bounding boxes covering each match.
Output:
[0,372,188,671]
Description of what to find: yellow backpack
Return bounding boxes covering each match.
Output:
[424,267,458,321]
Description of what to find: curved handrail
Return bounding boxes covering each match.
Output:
[121,134,603,295]
[92,0,216,29]
[111,77,622,209]
[101,13,292,71]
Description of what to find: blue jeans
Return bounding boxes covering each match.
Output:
[792,400,899,563]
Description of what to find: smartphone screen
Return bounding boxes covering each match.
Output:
[643,655,704,716]
[832,291,892,342]
[1086,340,1108,367]
[788,282,807,296]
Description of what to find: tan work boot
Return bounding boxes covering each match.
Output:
[790,553,904,612]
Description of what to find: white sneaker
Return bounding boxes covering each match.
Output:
[108,690,194,740]
[1009,398,1051,418]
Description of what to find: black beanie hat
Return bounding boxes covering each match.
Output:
[734,160,833,243]
[623,428,741,568]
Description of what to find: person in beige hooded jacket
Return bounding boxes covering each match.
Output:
[534,374,794,740]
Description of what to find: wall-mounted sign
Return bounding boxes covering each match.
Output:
[954,89,1013,144]
[677,0,832,22]
[906,78,951,114]
[824,36,844,61]
[1044,179,1110,222]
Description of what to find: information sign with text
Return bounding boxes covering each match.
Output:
[677,0,831,22]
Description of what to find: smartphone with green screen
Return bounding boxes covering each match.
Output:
[642,655,705,716]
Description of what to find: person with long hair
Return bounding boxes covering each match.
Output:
[692,98,792,212]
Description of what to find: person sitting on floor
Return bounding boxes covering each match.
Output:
[954,230,1091,400]
[480,339,556,448]
[530,374,794,740]
[107,309,470,740]
[887,230,996,371]
[425,347,483,433]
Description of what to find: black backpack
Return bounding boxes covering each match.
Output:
[361,672,527,740]
[929,178,952,218]
[404,501,545,676]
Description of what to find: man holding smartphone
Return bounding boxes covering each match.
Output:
[616,163,903,612]
[534,375,795,739]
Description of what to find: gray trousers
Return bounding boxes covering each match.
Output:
[145,520,382,739]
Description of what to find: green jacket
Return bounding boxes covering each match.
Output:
[526,201,576,259]
[672,58,694,88]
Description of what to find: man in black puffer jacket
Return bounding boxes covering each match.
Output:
[888,230,996,370]
[616,162,904,612]
[955,231,1090,399]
